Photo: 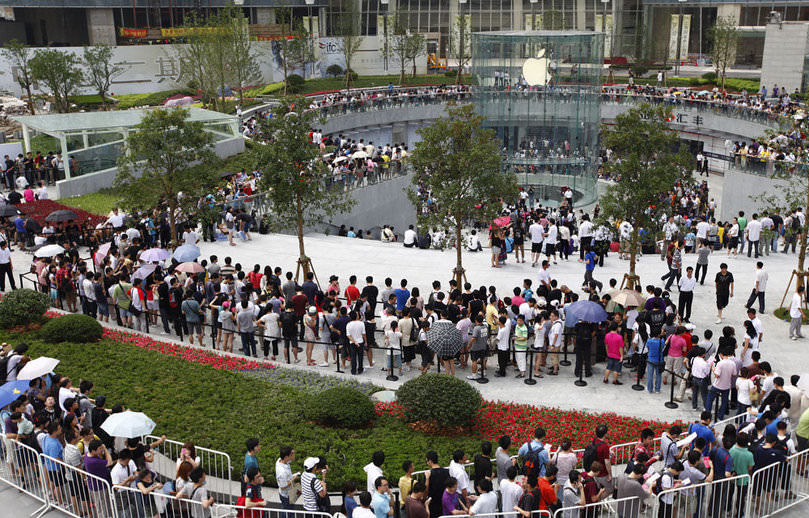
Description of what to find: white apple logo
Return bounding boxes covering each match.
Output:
[522,49,550,86]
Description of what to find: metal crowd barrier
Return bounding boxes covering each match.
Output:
[656,474,749,518]
[145,433,234,504]
[212,505,334,518]
[113,484,208,518]
[443,511,551,518]
[553,495,649,518]
[41,453,117,518]
[746,449,809,518]
[0,439,49,514]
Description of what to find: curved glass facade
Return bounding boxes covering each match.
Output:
[471,30,603,206]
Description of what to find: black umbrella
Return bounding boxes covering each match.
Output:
[24,218,42,234]
[45,209,79,222]
[425,320,464,358]
[0,206,20,217]
[220,171,237,178]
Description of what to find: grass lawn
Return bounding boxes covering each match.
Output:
[61,189,120,217]
[8,329,479,486]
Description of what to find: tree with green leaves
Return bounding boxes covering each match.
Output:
[29,49,84,113]
[385,10,411,84]
[709,16,740,91]
[275,9,315,95]
[227,9,262,106]
[447,15,471,84]
[253,98,355,280]
[599,104,693,288]
[335,1,364,89]
[408,103,517,285]
[405,32,426,78]
[203,11,234,113]
[1,40,36,114]
[83,44,123,109]
[116,108,217,243]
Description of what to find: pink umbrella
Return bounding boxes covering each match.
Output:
[94,242,112,266]
[175,262,205,274]
[488,216,512,230]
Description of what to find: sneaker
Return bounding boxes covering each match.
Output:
[466,373,480,380]
[792,336,798,341]
[319,362,329,367]
[715,319,722,324]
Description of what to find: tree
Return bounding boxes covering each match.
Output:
[228,9,262,106]
[335,1,364,89]
[176,15,218,109]
[709,16,739,91]
[405,32,426,78]
[253,98,354,280]
[83,44,123,109]
[203,11,234,113]
[116,108,217,243]
[1,40,36,114]
[385,10,411,85]
[447,15,471,84]
[599,104,693,288]
[408,104,518,286]
[275,9,315,95]
[29,49,84,113]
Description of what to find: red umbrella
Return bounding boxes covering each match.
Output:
[488,216,512,230]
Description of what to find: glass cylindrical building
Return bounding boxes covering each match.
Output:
[471,30,603,207]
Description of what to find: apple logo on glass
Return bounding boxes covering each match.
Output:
[522,49,550,86]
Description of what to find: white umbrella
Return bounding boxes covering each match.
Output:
[16,357,60,380]
[139,248,170,262]
[132,263,158,281]
[332,156,349,164]
[100,411,156,438]
[351,150,368,159]
[33,244,65,258]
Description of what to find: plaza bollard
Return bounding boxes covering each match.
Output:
[386,346,399,381]
[476,358,490,384]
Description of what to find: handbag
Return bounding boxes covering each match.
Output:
[311,476,330,513]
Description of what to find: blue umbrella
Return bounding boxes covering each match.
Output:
[172,244,201,263]
[563,300,608,327]
[0,380,30,409]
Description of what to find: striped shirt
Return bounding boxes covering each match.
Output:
[301,471,323,511]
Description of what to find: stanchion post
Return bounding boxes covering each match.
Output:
[632,355,645,391]
[335,343,343,373]
[386,347,399,381]
[559,337,571,366]
[525,348,537,385]
[285,340,291,365]
[476,353,490,384]
[665,369,679,409]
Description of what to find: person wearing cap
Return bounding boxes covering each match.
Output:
[304,306,320,366]
[302,456,328,512]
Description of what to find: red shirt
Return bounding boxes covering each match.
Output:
[247,271,262,290]
[535,478,558,511]
[291,293,308,316]
[595,440,611,477]
[345,285,360,305]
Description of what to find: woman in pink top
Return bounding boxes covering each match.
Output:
[603,322,625,385]
[662,326,687,389]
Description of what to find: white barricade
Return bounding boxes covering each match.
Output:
[211,504,335,518]
[146,434,234,503]
[655,474,749,518]
[113,484,209,518]
[0,439,50,515]
[745,449,809,518]
[442,511,551,518]
[41,453,118,518]
[553,495,652,518]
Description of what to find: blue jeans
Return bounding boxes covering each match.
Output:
[692,376,709,409]
[647,362,662,393]
[706,386,730,420]
[241,332,256,356]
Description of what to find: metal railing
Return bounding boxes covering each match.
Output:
[746,449,809,518]
[113,483,209,518]
[212,505,334,518]
[444,511,551,518]
[0,439,49,514]
[553,495,650,518]
[145,433,234,504]
[656,474,750,518]
[41,453,118,518]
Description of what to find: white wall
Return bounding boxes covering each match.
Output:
[0,38,401,99]
[761,22,809,93]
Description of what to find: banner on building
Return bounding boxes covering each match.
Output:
[119,27,147,38]
[668,14,691,61]
[524,13,543,31]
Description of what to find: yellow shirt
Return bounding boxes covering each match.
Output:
[398,475,414,507]
[485,304,499,332]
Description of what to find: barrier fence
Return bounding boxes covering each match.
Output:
[444,511,551,518]
[747,449,809,518]
[112,484,208,518]
[41,453,117,518]
[212,505,335,518]
[656,474,749,518]
[0,439,49,514]
[553,495,648,518]
[145,434,234,504]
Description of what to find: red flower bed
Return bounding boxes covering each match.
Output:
[101,328,276,372]
[18,200,106,227]
[376,400,686,450]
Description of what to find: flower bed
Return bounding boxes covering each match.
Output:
[376,400,686,450]
[18,199,106,227]
[101,328,274,372]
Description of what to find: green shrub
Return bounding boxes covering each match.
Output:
[286,74,306,93]
[630,64,649,77]
[39,314,103,343]
[327,64,344,78]
[445,70,459,77]
[347,69,359,82]
[701,72,717,82]
[0,289,49,329]
[723,78,760,93]
[397,373,482,427]
[305,387,375,428]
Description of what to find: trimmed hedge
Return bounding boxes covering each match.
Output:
[396,373,483,427]
[39,314,103,343]
[305,387,376,428]
[0,289,49,329]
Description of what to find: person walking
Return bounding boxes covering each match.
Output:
[714,263,734,324]
[695,240,710,285]
[677,267,696,322]
[661,240,681,291]
[789,285,805,341]
[745,261,768,314]
[0,240,15,291]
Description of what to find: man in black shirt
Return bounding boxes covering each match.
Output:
[425,451,450,518]
[714,263,734,324]
[361,276,379,318]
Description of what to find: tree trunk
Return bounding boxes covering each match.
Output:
[412,59,416,78]
[628,227,638,289]
[296,192,310,281]
[168,199,177,248]
[454,220,464,287]
[25,83,35,115]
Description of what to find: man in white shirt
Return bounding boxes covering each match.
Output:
[346,311,367,374]
[661,217,679,261]
[36,183,48,200]
[106,208,125,229]
[547,309,564,375]
[760,212,774,255]
[745,214,762,258]
[0,240,14,291]
[695,218,710,244]
[182,225,200,245]
[618,220,633,260]
[469,479,497,515]
[499,466,523,518]
[677,267,697,322]
[448,452,471,501]
[275,446,298,509]
[544,219,558,263]
[789,285,804,340]
[578,215,594,262]
[528,219,544,267]
[537,261,552,292]
[403,225,417,248]
[110,450,138,488]
[363,452,385,493]
[745,261,768,314]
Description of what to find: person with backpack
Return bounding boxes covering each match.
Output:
[655,461,684,518]
[518,427,550,478]
[582,425,613,494]
[1,344,29,383]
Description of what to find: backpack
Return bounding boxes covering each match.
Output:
[792,216,801,231]
[410,318,419,343]
[94,282,106,302]
[523,442,544,476]
[582,439,604,472]
[652,472,671,495]
[0,354,16,384]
